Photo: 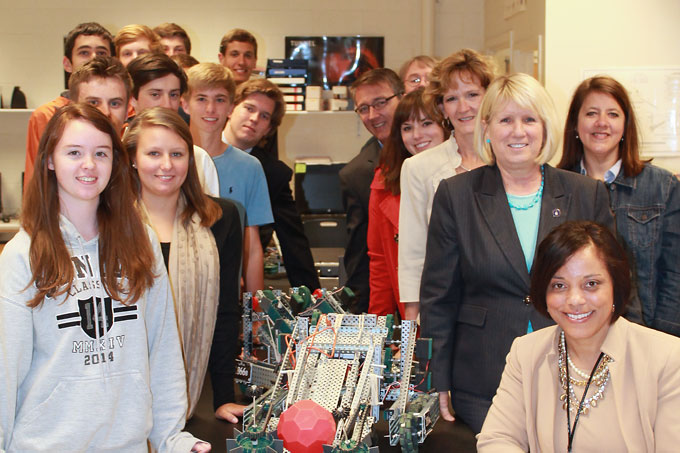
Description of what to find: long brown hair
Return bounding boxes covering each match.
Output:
[124,107,222,227]
[381,88,449,195]
[558,75,646,177]
[22,103,156,307]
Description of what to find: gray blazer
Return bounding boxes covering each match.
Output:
[420,164,615,401]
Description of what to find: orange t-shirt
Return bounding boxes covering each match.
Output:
[24,95,70,192]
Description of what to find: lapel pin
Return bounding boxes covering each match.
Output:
[552,208,561,218]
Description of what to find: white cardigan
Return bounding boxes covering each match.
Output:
[398,135,461,303]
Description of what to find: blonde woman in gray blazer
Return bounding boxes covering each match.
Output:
[420,74,615,433]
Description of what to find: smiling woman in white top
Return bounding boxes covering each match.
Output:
[398,49,496,320]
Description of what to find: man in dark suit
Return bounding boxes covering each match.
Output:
[339,69,404,313]
[224,78,320,290]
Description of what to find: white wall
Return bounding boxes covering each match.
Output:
[545,0,680,172]
[0,110,31,215]
[484,0,544,78]
[0,0,486,215]
[0,0,483,108]
[435,0,485,59]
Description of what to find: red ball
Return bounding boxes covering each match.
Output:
[277,400,336,453]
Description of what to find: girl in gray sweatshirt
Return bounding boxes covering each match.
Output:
[0,104,210,452]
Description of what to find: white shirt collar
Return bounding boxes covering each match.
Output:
[580,157,622,184]
[221,131,253,153]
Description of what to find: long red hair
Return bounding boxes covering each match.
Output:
[22,103,156,307]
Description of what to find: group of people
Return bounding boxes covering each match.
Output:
[1,17,680,452]
[1,21,323,452]
[340,48,680,450]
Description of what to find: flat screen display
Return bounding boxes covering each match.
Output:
[294,163,346,214]
[285,36,384,89]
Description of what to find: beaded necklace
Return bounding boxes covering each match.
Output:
[507,165,544,210]
[568,352,608,382]
[558,331,611,452]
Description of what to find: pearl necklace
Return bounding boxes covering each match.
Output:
[568,352,608,382]
[507,165,544,211]
[558,331,611,415]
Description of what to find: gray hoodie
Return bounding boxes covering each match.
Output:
[0,216,201,452]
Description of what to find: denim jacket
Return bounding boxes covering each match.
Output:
[604,163,680,336]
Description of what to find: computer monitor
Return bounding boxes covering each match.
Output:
[285,36,384,90]
[294,162,345,214]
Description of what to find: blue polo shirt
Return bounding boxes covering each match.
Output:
[212,145,273,227]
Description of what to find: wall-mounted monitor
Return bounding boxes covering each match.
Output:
[285,36,384,90]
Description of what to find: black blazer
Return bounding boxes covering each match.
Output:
[420,165,615,401]
[250,145,320,290]
[339,136,381,313]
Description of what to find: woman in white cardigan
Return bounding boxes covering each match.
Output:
[397,48,495,320]
[478,221,680,452]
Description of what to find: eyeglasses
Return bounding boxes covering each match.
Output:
[354,93,400,116]
[405,76,425,87]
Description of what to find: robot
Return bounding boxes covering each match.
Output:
[227,288,439,453]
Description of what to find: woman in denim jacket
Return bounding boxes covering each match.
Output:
[559,75,680,336]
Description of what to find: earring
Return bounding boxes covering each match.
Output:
[132,163,137,169]
[620,136,624,142]
[612,303,615,313]
[575,134,580,140]
[486,138,491,144]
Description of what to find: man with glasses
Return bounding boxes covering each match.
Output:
[339,68,404,313]
[399,55,437,94]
